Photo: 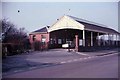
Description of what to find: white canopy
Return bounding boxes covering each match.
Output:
[48,15,85,32]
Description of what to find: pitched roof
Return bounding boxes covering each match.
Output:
[30,15,120,35]
[31,27,48,34]
[68,15,120,34]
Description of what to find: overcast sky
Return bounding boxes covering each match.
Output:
[2,2,118,33]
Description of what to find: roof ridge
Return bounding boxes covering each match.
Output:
[31,27,48,33]
[67,15,108,28]
[67,15,119,34]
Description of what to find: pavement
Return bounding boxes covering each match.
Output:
[76,48,119,56]
[3,51,118,78]
[2,48,119,76]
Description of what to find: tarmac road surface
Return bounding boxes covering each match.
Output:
[3,52,118,78]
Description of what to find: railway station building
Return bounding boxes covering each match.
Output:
[29,15,120,51]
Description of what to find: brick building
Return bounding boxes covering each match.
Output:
[29,15,120,51]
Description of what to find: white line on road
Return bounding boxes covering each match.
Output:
[14,70,23,72]
[78,58,82,60]
[59,52,118,64]
[83,57,88,60]
[73,59,78,61]
[29,67,37,69]
[76,52,90,56]
[87,57,93,59]
[60,61,66,64]
[67,60,73,63]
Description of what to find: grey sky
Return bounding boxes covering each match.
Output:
[2,2,118,33]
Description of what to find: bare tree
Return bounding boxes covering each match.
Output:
[1,19,28,43]
[1,19,18,42]
[1,19,30,57]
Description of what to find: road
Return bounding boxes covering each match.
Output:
[2,49,87,75]
[3,52,118,78]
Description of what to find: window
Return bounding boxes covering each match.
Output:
[41,35,46,42]
[58,39,62,44]
[79,39,83,46]
[33,35,36,41]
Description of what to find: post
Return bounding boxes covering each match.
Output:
[75,35,79,52]
[91,32,93,46]
[83,30,85,47]
[116,34,118,46]
[103,34,105,46]
[112,34,114,46]
[118,34,120,47]
[107,34,108,46]
[97,32,100,46]
[46,33,50,50]
[108,34,110,46]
